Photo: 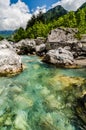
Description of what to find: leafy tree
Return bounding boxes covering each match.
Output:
[26,15,36,30]
[0,35,4,41]
[76,9,86,33]
[13,27,26,42]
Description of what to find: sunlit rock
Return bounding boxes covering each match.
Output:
[0,39,13,50]
[43,48,75,68]
[0,49,23,76]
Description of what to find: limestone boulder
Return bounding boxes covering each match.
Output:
[13,39,36,54]
[0,49,23,76]
[43,47,74,67]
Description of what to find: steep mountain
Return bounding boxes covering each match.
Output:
[43,5,68,23]
[78,2,86,10]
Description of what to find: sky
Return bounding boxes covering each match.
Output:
[0,0,86,30]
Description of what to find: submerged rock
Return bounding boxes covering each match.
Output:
[40,113,54,130]
[0,49,23,76]
[48,75,84,90]
[14,110,31,130]
[75,92,86,128]
[43,47,75,68]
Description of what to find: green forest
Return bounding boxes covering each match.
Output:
[8,3,86,42]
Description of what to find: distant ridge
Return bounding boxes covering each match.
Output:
[43,5,68,23]
[77,2,86,10]
[0,30,14,37]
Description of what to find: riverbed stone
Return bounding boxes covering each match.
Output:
[43,47,75,67]
[0,49,23,76]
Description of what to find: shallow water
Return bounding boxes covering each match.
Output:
[0,55,86,130]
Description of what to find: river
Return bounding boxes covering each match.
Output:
[0,55,86,130]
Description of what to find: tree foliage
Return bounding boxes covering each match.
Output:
[0,35,4,41]
[12,6,86,42]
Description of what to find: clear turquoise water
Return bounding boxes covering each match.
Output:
[0,55,86,130]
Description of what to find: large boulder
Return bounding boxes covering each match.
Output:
[35,37,46,45]
[0,49,23,76]
[46,27,86,59]
[46,27,78,50]
[13,39,36,54]
[43,47,75,68]
[0,39,13,50]
[35,43,46,56]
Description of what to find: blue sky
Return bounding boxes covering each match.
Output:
[11,0,59,12]
[0,0,85,30]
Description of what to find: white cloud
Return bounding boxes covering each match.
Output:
[0,0,32,30]
[33,6,46,16]
[52,0,86,11]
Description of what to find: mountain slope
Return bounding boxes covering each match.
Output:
[43,5,68,23]
[78,2,86,10]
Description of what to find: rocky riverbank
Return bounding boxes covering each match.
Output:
[12,27,86,68]
[0,27,86,76]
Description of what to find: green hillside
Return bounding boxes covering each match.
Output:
[12,3,86,42]
[43,5,67,23]
[78,2,86,10]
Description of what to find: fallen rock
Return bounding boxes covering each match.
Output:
[0,39,13,50]
[0,49,23,76]
[35,37,46,45]
[46,27,78,50]
[35,43,46,56]
[43,47,75,68]
[13,39,36,54]
[45,27,86,60]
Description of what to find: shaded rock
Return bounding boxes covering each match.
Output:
[0,49,23,76]
[43,48,75,68]
[13,39,36,54]
[75,92,86,125]
[35,37,46,45]
[35,43,46,56]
